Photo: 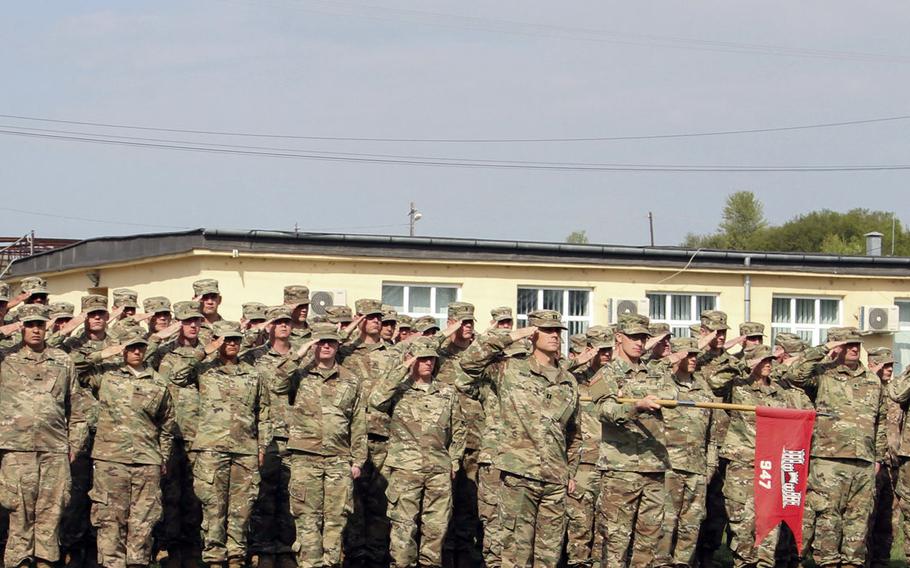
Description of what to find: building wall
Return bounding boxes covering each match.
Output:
[34,249,910,356]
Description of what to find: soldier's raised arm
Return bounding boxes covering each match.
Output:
[156,385,177,463]
[784,345,831,390]
[448,394,467,475]
[370,361,412,413]
[350,377,368,468]
[889,366,910,404]
[64,356,88,460]
[457,327,535,396]
[256,373,272,454]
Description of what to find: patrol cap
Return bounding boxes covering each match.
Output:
[585,325,614,350]
[112,288,139,309]
[447,302,475,323]
[744,344,775,370]
[18,304,50,323]
[309,314,327,324]
[569,333,587,355]
[311,322,342,343]
[81,294,108,314]
[173,301,204,321]
[266,305,293,322]
[773,332,806,355]
[20,276,49,298]
[527,309,567,330]
[825,327,862,348]
[414,315,440,333]
[242,302,268,322]
[0,282,9,302]
[381,305,399,323]
[739,322,766,338]
[284,285,310,307]
[355,298,383,317]
[700,310,729,331]
[49,302,75,319]
[325,305,353,324]
[616,313,651,336]
[121,330,149,348]
[688,324,701,337]
[505,337,532,357]
[397,314,414,330]
[143,296,171,315]
[490,306,513,322]
[648,322,671,340]
[868,347,895,366]
[192,279,220,297]
[212,320,244,339]
[670,337,701,354]
[408,337,439,359]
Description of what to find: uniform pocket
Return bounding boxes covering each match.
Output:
[0,461,20,512]
[88,486,109,526]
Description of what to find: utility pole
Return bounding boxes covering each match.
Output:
[408,202,422,236]
[892,213,896,256]
[648,212,655,246]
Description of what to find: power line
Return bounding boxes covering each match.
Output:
[3,127,910,172]
[2,112,910,143]
[229,0,910,64]
[0,206,192,230]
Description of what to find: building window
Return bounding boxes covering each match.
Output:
[893,300,910,374]
[516,287,592,353]
[381,283,460,327]
[770,296,841,346]
[647,293,718,338]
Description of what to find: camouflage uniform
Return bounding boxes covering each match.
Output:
[786,328,887,567]
[693,310,737,565]
[190,322,271,565]
[240,303,269,351]
[270,322,367,568]
[886,354,910,565]
[242,314,297,564]
[0,304,87,568]
[193,279,223,345]
[82,333,177,568]
[865,347,899,567]
[155,301,208,565]
[371,338,466,568]
[340,299,393,565]
[106,289,140,342]
[60,294,120,567]
[285,286,312,351]
[653,338,712,568]
[0,282,17,351]
[592,314,671,568]
[565,327,612,568]
[709,345,811,568]
[457,310,580,568]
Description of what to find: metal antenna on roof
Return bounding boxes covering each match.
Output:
[408,202,422,236]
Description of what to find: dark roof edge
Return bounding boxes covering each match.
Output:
[6,227,910,278]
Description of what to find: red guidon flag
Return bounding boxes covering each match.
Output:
[753,406,816,553]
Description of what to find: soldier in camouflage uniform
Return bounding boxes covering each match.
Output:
[106,289,140,341]
[244,306,299,568]
[46,302,76,347]
[270,322,366,568]
[694,310,735,567]
[395,315,414,343]
[709,344,811,567]
[642,322,671,365]
[372,337,466,568]
[457,309,580,568]
[143,297,173,335]
[888,349,910,566]
[61,294,121,568]
[191,321,270,568]
[325,305,354,327]
[725,322,766,364]
[565,327,613,568]
[82,331,177,568]
[194,279,224,344]
[341,299,394,566]
[786,327,887,568]
[867,347,900,567]
[654,337,712,567]
[156,301,212,568]
[380,307,398,346]
[433,302,482,568]
[0,277,51,350]
[592,313,670,568]
[285,286,312,350]
[489,307,513,330]
[241,302,269,351]
[770,332,806,384]
[0,282,19,350]
[0,304,87,568]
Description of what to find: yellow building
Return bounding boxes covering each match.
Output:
[7,228,910,367]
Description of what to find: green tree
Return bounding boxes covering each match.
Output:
[719,191,767,249]
[566,230,589,244]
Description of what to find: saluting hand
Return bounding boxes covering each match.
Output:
[697,330,717,351]
[509,326,537,342]
[204,337,224,356]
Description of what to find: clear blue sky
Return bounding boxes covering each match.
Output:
[2,1,909,245]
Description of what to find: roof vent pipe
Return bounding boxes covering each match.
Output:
[865,232,883,256]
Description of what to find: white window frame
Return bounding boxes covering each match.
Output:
[896,299,910,332]
[646,292,719,337]
[516,286,593,353]
[770,295,842,346]
[381,282,462,325]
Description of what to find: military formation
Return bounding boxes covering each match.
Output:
[0,274,904,568]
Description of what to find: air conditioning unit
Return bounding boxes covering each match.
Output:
[310,289,348,316]
[609,298,650,323]
[859,305,899,333]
